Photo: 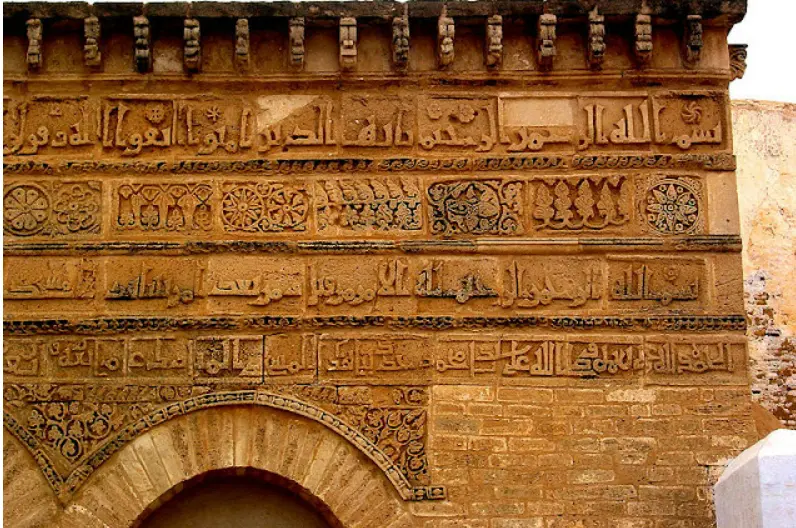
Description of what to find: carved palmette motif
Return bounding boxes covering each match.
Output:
[588,9,606,70]
[133,16,151,73]
[289,17,305,71]
[184,18,201,73]
[427,179,523,236]
[115,183,214,233]
[531,176,631,231]
[3,181,101,238]
[235,19,250,72]
[437,13,454,69]
[635,14,653,67]
[537,14,557,71]
[339,17,357,71]
[642,175,703,235]
[392,15,410,71]
[83,16,101,68]
[729,44,748,81]
[315,178,422,233]
[26,18,42,71]
[684,15,703,66]
[485,15,503,69]
[220,182,308,233]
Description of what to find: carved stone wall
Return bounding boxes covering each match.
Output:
[4,1,754,527]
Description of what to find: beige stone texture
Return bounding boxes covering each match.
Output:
[3,1,757,526]
[733,100,796,428]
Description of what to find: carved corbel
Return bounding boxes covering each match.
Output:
[289,17,305,71]
[339,17,357,71]
[133,16,151,73]
[729,44,748,81]
[84,16,101,68]
[588,8,605,70]
[26,18,42,72]
[184,18,201,73]
[634,14,653,67]
[392,15,410,72]
[437,11,455,69]
[485,15,503,70]
[684,14,703,67]
[235,19,250,72]
[537,14,557,71]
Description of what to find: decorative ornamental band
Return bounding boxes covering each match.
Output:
[3,314,747,335]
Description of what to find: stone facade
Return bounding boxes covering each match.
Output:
[3,1,756,526]
[734,101,796,428]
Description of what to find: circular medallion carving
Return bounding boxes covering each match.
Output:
[3,184,50,236]
[644,179,701,235]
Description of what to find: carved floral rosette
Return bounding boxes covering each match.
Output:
[640,175,704,235]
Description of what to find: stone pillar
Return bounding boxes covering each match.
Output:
[715,429,796,528]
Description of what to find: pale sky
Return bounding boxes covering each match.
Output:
[5,0,793,103]
[729,0,795,103]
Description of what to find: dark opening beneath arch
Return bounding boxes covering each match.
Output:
[133,467,344,528]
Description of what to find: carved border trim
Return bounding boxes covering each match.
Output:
[3,390,446,504]
[3,315,747,335]
[2,153,737,175]
[3,235,744,256]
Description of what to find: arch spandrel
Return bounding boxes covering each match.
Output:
[10,404,415,528]
[2,389,442,507]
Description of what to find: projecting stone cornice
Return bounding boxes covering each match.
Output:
[3,0,748,24]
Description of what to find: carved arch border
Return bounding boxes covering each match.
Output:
[3,390,446,505]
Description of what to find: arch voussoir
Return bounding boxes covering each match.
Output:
[57,404,411,528]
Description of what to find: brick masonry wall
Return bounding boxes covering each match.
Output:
[734,101,796,428]
[425,385,757,527]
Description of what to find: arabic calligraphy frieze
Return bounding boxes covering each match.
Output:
[3,91,730,159]
[607,257,705,309]
[433,334,745,383]
[4,254,718,317]
[3,332,747,385]
[3,96,95,157]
